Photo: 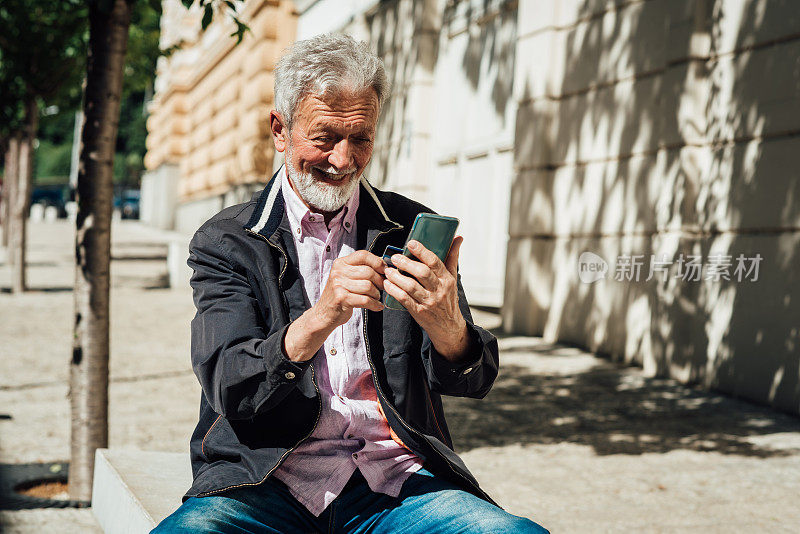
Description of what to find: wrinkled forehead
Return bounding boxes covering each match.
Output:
[295,88,380,131]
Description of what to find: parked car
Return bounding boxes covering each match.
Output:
[30,185,69,218]
[114,189,140,219]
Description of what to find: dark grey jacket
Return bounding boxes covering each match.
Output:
[184,170,500,504]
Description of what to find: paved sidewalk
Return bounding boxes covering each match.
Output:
[1,220,799,532]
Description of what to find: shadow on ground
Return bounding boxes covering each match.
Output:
[0,287,72,293]
[444,359,800,457]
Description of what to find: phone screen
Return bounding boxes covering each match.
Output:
[383,213,459,310]
[404,214,459,262]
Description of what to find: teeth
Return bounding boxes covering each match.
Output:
[318,169,350,181]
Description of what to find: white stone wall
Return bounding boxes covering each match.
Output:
[426,0,517,306]
[295,0,379,39]
[505,0,800,413]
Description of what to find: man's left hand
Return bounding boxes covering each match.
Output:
[384,237,470,362]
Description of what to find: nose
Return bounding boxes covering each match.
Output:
[328,139,354,171]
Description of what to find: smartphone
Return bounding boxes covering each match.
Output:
[383,213,460,310]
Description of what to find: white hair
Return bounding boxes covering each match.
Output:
[274,33,390,130]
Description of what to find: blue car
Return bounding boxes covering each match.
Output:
[30,185,69,218]
[114,189,140,219]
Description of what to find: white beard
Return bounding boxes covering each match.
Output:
[285,152,360,213]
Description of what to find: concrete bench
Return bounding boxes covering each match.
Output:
[91,449,192,533]
[116,221,192,290]
[166,233,192,290]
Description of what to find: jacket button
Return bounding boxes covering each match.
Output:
[285,371,296,380]
[462,367,474,375]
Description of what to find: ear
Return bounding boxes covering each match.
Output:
[270,110,287,153]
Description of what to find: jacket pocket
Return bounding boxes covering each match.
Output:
[200,416,241,463]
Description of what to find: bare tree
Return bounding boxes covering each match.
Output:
[2,136,20,251]
[0,0,86,290]
[69,0,132,501]
[9,100,37,292]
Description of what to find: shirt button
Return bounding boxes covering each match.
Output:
[296,228,301,234]
[345,222,350,228]
[285,371,296,380]
[330,347,337,355]
[326,245,331,252]
[309,216,315,222]
[462,367,473,375]
[352,453,358,460]
[346,434,354,439]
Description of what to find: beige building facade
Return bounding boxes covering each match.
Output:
[143,0,296,233]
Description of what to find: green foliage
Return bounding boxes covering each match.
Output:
[4,0,250,188]
[27,1,161,187]
[126,2,162,97]
[0,0,88,136]
[35,139,73,183]
[182,0,250,44]
[114,93,147,186]
[38,109,79,145]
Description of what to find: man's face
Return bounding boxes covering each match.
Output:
[272,88,379,213]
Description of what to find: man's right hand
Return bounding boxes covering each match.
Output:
[315,250,386,327]
[283,250,386,363]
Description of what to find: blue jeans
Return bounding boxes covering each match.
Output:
[152,468,549,533]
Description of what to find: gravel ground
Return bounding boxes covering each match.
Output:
[1,220,799,533]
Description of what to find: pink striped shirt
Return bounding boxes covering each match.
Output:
[272,167,422,516]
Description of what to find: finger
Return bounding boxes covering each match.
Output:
[389,254,436,289]
[346,264,386,289]
[385,267,428,302]
[343,250,386,274]
[342,278,382,301]
[444,236,463,277]
[347,293,385,312]
[383,279,417,314]
[406,240,446,275]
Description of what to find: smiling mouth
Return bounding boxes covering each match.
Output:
[313,168,355,183]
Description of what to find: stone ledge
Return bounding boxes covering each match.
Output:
[91,449,191,533]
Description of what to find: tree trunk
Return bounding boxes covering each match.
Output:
[11,101,37,293]
[69,0,131,501]
[1,139,7,249]
[2,136,20,251]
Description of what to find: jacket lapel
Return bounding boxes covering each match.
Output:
[356,177,404,252]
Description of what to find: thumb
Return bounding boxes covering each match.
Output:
[444,236,463,277]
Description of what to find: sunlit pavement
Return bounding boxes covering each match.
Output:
[1,220,799,532]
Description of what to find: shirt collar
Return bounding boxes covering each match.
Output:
[280,165,359,239]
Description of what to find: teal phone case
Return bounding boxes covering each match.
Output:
[384,213,459,310]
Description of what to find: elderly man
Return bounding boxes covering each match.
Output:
[154,34,548,533]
